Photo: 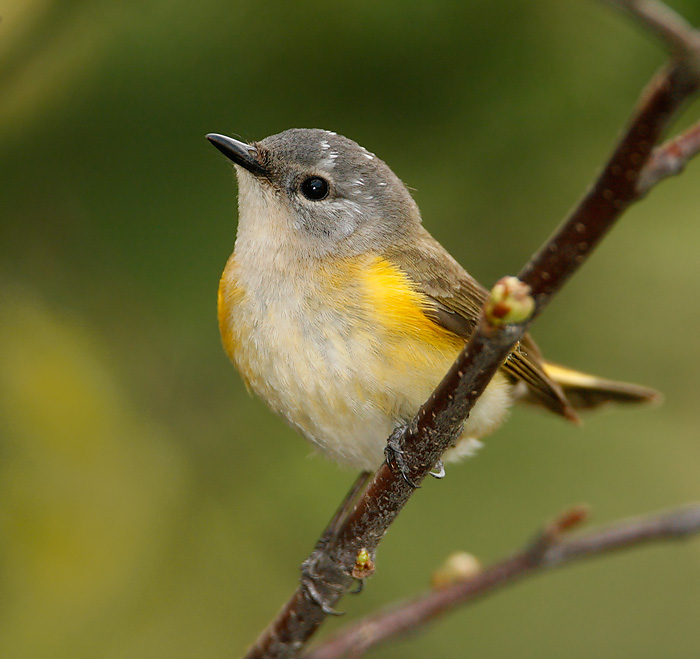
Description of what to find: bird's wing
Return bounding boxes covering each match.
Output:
[383,226,578,420]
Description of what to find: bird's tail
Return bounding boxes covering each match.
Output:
[541,361,661,412]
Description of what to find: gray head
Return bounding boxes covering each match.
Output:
[207,128,421,258]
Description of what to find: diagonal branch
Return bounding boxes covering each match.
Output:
[605,0,700,62]
[306,503,700,659]
[242,4,700,658]
[518,61,699,310]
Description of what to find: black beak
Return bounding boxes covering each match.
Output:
[206,133,268,177]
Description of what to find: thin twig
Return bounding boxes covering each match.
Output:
[242,4,700,657]
[306,504,700,659]
[638,119,700,192]
[605,0,700,63]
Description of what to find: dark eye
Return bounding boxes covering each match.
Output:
[300,176,329,201]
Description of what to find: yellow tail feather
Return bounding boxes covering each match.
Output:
[542,362,661,411]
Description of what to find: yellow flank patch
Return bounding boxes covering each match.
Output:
[361,256,464,351]
[348,255,467,417]
[217,256,246,362]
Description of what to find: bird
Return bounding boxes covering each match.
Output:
[208,128,658,474]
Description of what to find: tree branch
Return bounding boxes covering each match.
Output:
[306,504,700,659]
[638,119,700,192]
[242,3,700,657]
[518,60,699,310]
[606,0,700,62]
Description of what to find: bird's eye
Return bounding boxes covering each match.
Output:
[300,176,330,201]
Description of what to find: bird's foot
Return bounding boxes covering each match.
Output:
[430,459,446,479]
[385,426,420,488]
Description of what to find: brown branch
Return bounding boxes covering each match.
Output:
[306,504,700,659]
[242,4,700,658]
[605,0,700,62]
[519,60,699,310]
[638,119,700,192]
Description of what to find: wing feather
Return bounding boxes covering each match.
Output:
[382,227,578,420]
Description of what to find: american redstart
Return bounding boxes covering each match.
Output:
[207,128,657,472]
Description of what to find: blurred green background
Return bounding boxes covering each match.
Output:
[1,1,699,657]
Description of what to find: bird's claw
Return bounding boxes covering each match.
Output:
[301,553,344,616]
[350,579,364,595]
[430,459,446,479]
[385,435,419,488]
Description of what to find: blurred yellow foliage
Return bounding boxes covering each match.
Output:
[0,286,187,657]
